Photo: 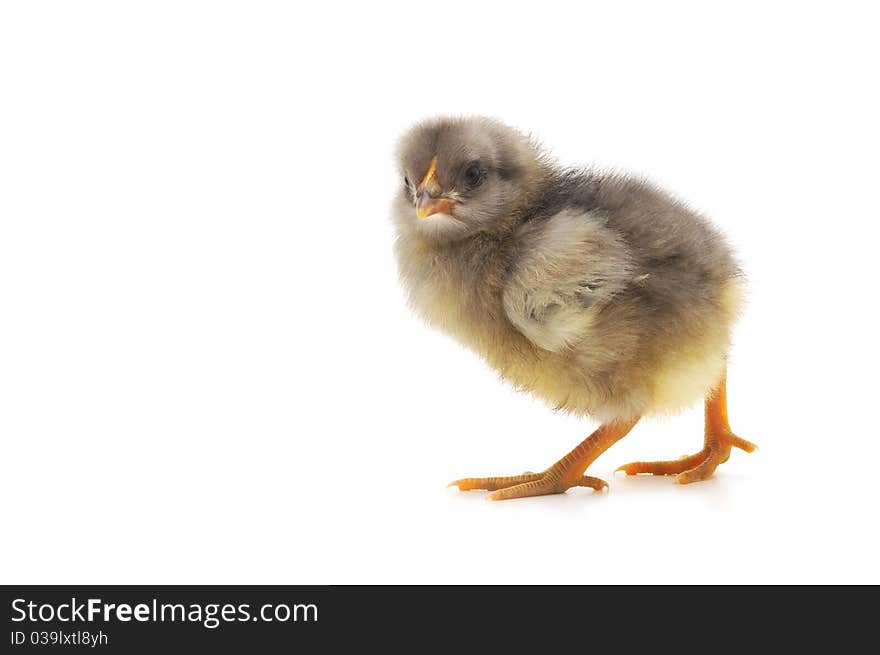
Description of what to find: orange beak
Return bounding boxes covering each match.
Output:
[416,156,457,219]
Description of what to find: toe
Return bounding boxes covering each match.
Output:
[577,476,609,491]
[616,451,709,476]
[615,463,638,475]
[675,458,718,484]
[450,473,543,492]
[488,478,562,501]
[729,434,758,452]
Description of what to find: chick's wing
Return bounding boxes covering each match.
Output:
[502,208,634,352]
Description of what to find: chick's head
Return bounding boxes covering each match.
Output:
[394,116,544,242]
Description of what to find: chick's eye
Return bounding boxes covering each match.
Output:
[464,164,483,188]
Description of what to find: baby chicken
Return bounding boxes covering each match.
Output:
[392,116,755,501]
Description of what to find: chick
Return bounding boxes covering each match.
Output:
[392,116,755,501]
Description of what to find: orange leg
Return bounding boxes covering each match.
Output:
[450,417,639,501]
[616,370,756,484]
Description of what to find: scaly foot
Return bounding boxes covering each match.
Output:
[448,418,640,501]
[616,430,756,484]
[450,470,608,501]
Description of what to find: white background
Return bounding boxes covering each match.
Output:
[2,1,878,584]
